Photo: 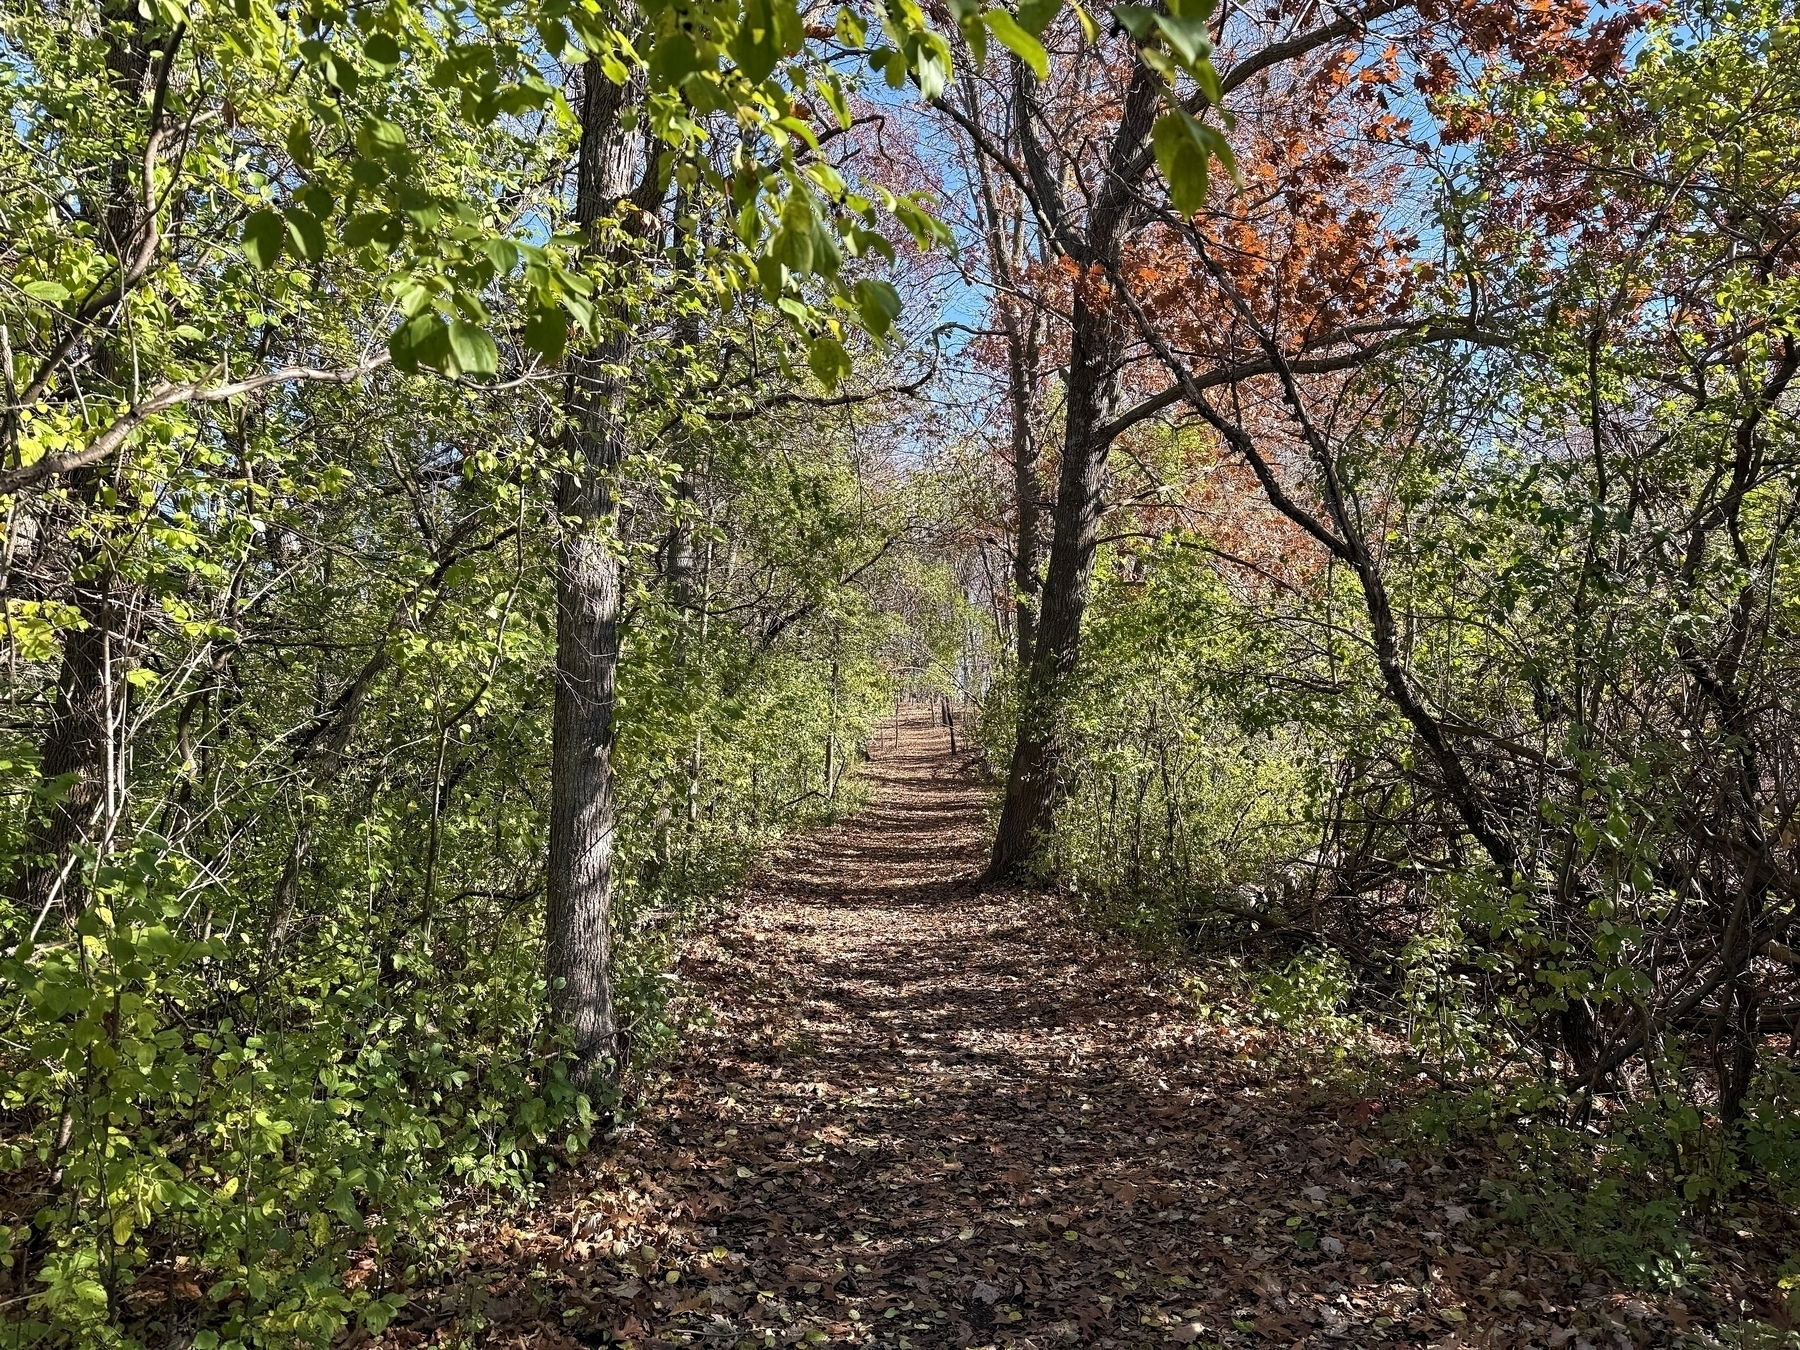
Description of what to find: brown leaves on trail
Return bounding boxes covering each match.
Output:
[380,712,1699,1349]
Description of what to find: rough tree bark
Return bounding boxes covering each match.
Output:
[983,63,1162,881]
[544,63,652,1088]
[12,7,164,921]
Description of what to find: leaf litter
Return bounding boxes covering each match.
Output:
[367,712,1767,1349]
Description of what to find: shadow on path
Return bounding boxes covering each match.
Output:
[438,710,1662,1350]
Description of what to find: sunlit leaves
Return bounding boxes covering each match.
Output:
[447,320,500,376]
[983,10,1048,78]
[807,334,854,386]
[1016,0,1061,35]
[355,116,408,163]
[890,193,956,252]
[728,0,806,84]
[852,278,902,338]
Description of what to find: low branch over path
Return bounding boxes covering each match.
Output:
[396,712,1724,1349]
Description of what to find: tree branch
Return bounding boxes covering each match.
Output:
[0,356,390,496]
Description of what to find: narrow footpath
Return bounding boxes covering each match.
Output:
[421,710,1684,1350]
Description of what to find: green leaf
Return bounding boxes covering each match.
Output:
[777,114,822,151]
[364,1293,406,1334]
[1153,11,1212,69]
[757,252,786,301]
[297,183,335,220]
[521,300,568,364]
[284,208,328,261]
[847,224,896,262]
[362,32,401,70]
[818,75,854,129]
[648,32,702,88]
[446,320,498,377]
[1069,0,1099,41]
[478,237,520,273]
[773,188,817,273]
[319,52,359,95]
[984,9,1047,77]
[807,336,852,389]
[241,209,286,269]
[893,196,955,252]
[387,312,448,374]
[355,117,408,162]
[773,228,813,274]
[952,0,987,67]
[772,0,806,55]
[1195,54,1222,105]
[731,0,780,85]
[1152,107,1218,217]
[20,279,70,303]
[1016,0,1061,36]
[285,119,314,169]
[908,31,953,100]
[344,212,403,250]
[737,198,763,247]
[1111,4,1156,39]
[536,18,573,58]
[853,278,902,338]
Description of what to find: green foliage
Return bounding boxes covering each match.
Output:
[0,43,907,1331]
[999,536,1323,939]
[3,843,584,1349]
[1255,950,1355,1039]
[0,365,901,1345]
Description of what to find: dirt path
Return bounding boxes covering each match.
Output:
[447,710,1685,1350]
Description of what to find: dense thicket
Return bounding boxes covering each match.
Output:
[941,0,1800,1284]
[0,0,948,1336]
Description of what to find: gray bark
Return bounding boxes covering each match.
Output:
[545,65,648,1087]
[985,64,1161,881]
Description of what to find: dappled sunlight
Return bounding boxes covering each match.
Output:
[391,711,1696,1350]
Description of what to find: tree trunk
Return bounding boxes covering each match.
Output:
[13,5,156,921]
[985,289,1129,879]
[545,65,645,1088]
[1008,317,1042,674]
[979,62,1158,882]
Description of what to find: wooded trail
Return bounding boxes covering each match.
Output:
[440,710,1683,1350]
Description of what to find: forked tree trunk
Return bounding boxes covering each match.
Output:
[545,65,644,1087]
[984,289,1129,879]
[980,63,1159,883]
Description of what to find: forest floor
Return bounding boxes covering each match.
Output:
[382,710,1758,1350]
